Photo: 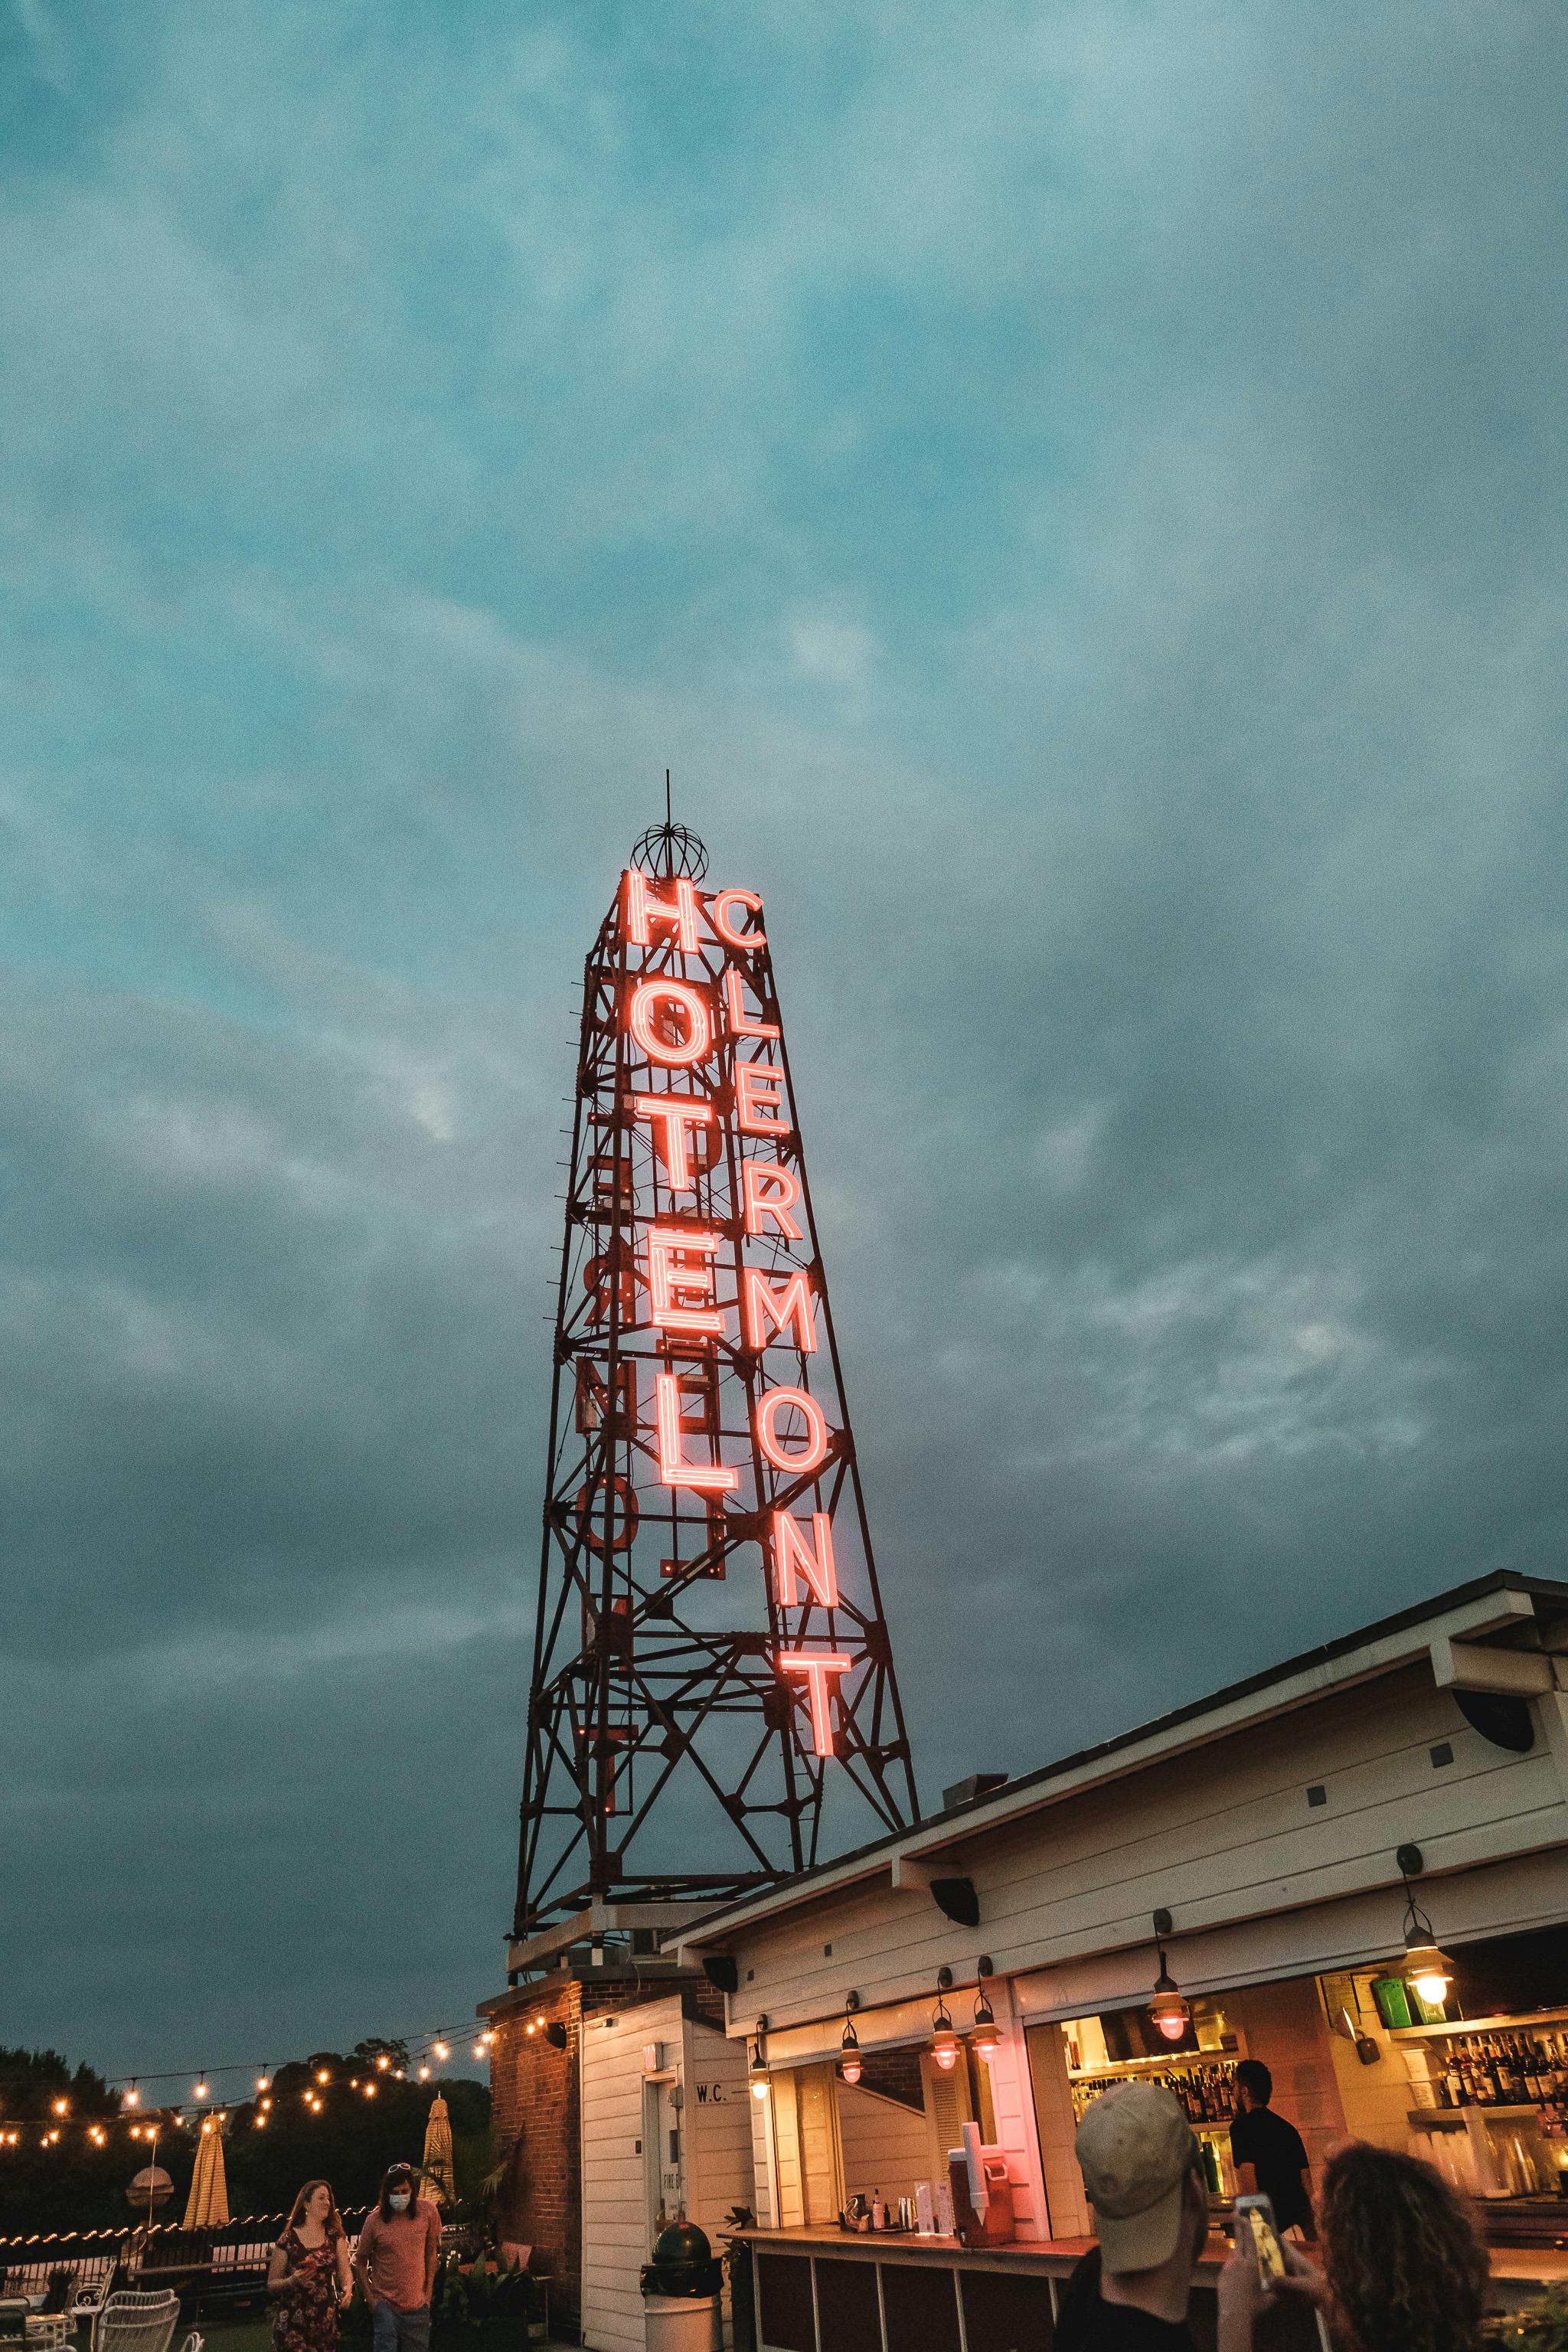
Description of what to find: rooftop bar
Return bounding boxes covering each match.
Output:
[653,1573,1568,2351]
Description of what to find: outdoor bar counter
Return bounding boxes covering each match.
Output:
[728,2224,1568,2352]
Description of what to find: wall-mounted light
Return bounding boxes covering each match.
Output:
[929,1968,959,2071]
[749,2016,771,2100]
[839,1993,862,2086]
[1396,1844,1455,2008]
[1148,1911,1191,2043]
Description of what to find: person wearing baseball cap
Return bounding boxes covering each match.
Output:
[1056,2082,1214,2351]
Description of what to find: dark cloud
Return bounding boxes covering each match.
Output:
[1,0,1564,2071]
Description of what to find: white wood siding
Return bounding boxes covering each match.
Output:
[724,1669,1568,2031]
[581,2001,751,2352]
[582,1998,681,2352]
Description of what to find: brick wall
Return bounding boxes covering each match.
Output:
[488,1975,717,2329]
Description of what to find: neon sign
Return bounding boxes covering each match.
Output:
[513,835,918,1934]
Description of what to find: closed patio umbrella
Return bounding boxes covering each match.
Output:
[183,2115,230,2229]
[420,2095,454,2208]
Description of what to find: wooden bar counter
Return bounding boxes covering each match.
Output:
[727,2224,1568,2352]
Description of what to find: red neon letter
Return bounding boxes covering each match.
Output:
[708,888,766,952]
[655,1371,739,1492]
[648,1226,725,1337]
[755,1385,831,1474]
[628,978,712,1067]
[743,1268,817,1354]
[742,1159,804,1241]
[623,868,701,954]
[635,1094,714,1191]
[735,1061,789,1134]
[772,1512,838,1608]
[777,1652,852,1757]
[723,966,779,1041]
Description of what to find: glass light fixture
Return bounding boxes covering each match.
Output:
[839,2002,862,2086]
[1398,1847,1455,2009]
[1148,1912,1191,2043]
[750,2017,772,2099]
[929,1972,960,2073]
[970,1988,1001,2061]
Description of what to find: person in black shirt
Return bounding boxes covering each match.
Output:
[1228,2060,1314,2239]
[1060,2082,1217,2352]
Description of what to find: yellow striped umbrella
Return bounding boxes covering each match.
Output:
[183,2115,230,2229]
[420,2095,454,2208]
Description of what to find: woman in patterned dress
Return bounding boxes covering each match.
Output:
[267,2180,354,2352]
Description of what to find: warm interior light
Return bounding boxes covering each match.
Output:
[1149,1936,1191,2043]
[839,2015,862,2086]
[1404,1942,1454,2007]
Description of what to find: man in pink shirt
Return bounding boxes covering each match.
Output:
[354,2163,440,2352]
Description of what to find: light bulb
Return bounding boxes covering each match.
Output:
[52,2099,68,2117]
[256,2076,270,2093]
[315,2069,330,2086]
[750,2079,769,2101]
[433,2043,449,2062]
[194,2081,209,2102]
[1413,1971,1451,2007]
[839,2056,862,2086]
[123,2086,140,2110]
[419,2066,430,2081]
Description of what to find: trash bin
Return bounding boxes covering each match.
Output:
[640,2223,723,2352]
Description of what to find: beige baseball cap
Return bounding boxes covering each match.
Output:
[1075,2082,1200,2272]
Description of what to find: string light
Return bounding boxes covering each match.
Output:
[315,2069,331,2086]
[418,2066,430,2081]
[376,2056,391,2072]
[194,2075,210,2102]
[122,2084,140,2111]
[256,2073,271,2093]
[364,2086,377,2099]
[51,2099,69,2118]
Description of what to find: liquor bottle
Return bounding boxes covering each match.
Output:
[1445,2058,1466,2107]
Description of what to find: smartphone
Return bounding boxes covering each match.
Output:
[1234,2193,1286,2287]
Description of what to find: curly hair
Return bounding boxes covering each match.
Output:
[1318,2141,1489,2352]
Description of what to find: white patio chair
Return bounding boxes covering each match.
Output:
[90,2292,178,2352]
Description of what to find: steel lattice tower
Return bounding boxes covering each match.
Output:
[514,820,920,1936]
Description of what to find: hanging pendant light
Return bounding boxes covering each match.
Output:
[969,1957,1000,2060]
[1396,1844,1455,2010]
[838,1994,863,2086]
[1148,1910,1191,2043]
[929,1970,960,2072]
[970,1992,1001,2061]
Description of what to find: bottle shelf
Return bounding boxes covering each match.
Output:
[1409,2105,1540,2132]
[1389,2007,1568,2043]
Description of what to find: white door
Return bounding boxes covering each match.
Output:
[644,2076,685,2235]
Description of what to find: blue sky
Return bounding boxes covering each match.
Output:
[2,0,1565,2082]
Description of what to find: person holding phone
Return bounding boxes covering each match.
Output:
[1228,2061,1314,2239]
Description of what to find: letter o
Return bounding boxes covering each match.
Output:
[573,1475,639,1553]
[755,1385,831,1475]
[628,978,712,1067]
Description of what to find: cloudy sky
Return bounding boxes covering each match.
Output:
[2,0,1564,2085]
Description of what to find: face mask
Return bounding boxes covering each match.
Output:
[388,2194,410,2212]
